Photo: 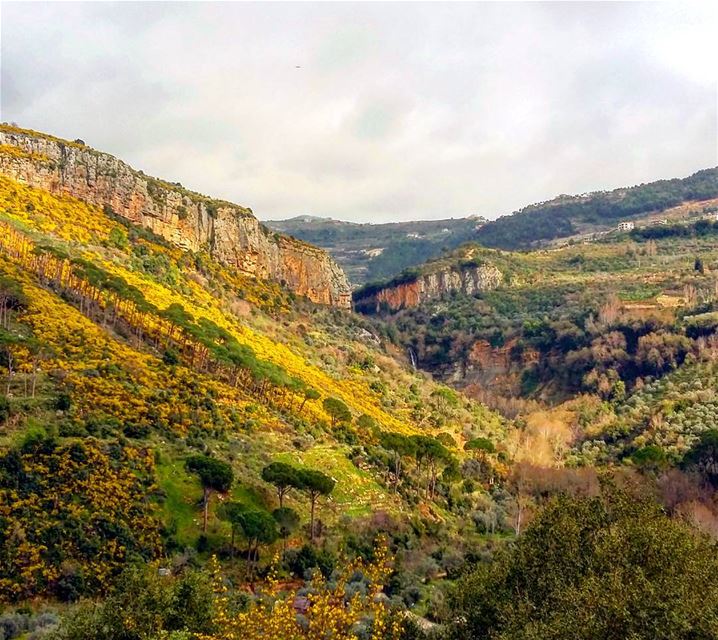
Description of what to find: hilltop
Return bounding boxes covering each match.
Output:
[476,167,718,250]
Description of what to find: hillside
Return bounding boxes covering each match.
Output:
[0,125,351,307]
[355,217,718,420]
[267,169,718,287]
[0,132,511,626]
[2,129,718,639]
[475,167,718,250]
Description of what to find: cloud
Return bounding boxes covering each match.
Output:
[1,1,716,222]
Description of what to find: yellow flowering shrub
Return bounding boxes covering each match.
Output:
[202,538,404,640]
[0,436,162,602]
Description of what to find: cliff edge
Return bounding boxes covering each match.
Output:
[0,125,351,307]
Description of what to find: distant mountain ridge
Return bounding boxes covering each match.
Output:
[267,168,718,285]
[265,215,487,285]
[475,167,718,250]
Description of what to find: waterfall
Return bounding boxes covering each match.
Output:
[407,347,417,370]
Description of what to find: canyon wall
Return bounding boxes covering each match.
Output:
[353,263,502,313]
[0,126,351,307]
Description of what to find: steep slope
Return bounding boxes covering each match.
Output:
[356,217,718,414]
[0,173,507,603]
[0,124,351,307]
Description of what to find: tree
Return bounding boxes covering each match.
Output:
[50,563,214,639]
[261,461,302,507]
[233,507,278,567]
[357,413,379,433]
[695,256,705,274]
[0,396,9,423]
[297,469,335,543]
[465,437,497,483]
[437,432,456,448]
[465,437,496,457]
[631,445,667,472]
[379,431,417,490]
[449,486,718,639]
[411,435,452,498]
[0,277,27,329]
[323,396,351,427]
[272,507,300,552]
[218,501,247,558]
[185,455,234,533]
[299,387,320,413]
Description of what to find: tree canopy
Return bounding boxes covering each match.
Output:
[322,397,352,427]
[185,455,234,493]
[261,461,303,507]
[449,486,718,640]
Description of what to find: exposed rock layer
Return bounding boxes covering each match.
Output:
[353,264,503,313]
[0,127,351,307]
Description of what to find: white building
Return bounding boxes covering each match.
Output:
[617,221,635,231]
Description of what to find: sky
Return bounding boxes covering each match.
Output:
[1,2,717,223]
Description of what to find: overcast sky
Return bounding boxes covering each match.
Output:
[1,2,716,222]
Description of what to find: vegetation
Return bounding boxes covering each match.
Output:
[450,486,718,639]
[186,455,234,532]
[2,129,718,638]
[476,167,718,249]
[0,169,509,635]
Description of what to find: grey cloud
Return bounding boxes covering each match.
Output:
[1,1,716,223]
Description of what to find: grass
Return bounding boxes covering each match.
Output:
[155,455,201,547]
[275,445,399,518]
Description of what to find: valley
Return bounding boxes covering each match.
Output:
[1,125,718,639]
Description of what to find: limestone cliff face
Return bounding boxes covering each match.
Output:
[0,126,351,307]
[353,263,503,313]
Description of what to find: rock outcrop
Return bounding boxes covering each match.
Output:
[353,263,502,313]
[0,126,351,307]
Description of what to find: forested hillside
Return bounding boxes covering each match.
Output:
[0,165,515,637]
[475,167,718,249]
[356,218,718,468]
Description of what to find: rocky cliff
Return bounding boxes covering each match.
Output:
[353,262,502,313]
[0,125,351,307]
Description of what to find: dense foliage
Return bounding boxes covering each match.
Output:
[0,171,505,630]
[0,435,161,601]
[2,130,717,638]
[449,486,718,639]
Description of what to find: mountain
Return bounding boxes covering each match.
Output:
[267,168,718,287]
[265,215,487,285]
[0,125,351,307]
